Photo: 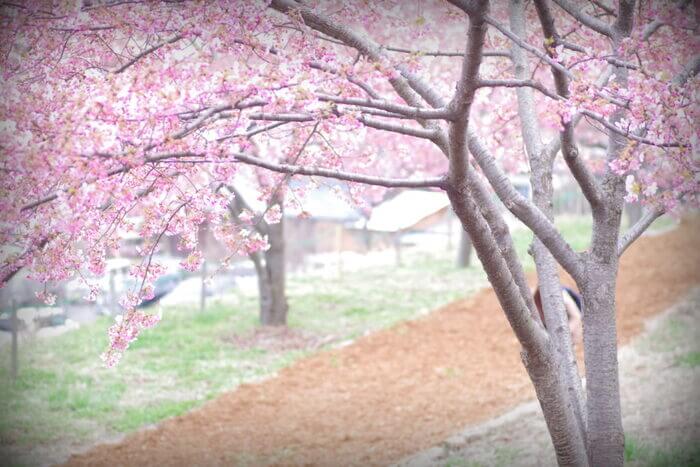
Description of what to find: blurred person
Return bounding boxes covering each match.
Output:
[533,285,583,347]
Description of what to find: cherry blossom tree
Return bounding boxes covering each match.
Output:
[1,1,698,465]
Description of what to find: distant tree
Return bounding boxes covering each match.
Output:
[226,184,289,327]
[457,229,473,268]
[1,2,697,465]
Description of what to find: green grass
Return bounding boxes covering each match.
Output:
[625,436,700,466]
[0,215,594,461]
[675,351,700,368]
[509,214,593,270]
[647,214,679,234]
[641,317,689,353]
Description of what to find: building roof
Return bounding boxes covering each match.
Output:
[364,190,450,232]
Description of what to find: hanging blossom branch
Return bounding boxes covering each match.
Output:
[232,153,447,189]
[617,207,665,256]
[20,151,203,212]
[580,110,682,148]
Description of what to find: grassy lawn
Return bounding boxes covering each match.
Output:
[0,213,673,463]
[625,437,700,467]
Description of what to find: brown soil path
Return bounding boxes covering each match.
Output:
[65,218,700,467]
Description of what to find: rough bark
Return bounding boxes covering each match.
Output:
[251,214,289,326]
[581,259,623,467]
[448,181,589,467]
[508,1,588,463]
[578,7,637,464]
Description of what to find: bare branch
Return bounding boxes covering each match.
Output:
[248,112,315,122]
[216,122,288,142]
[588,0,616,15]
[484,16,574,79]
[175,98,267,139]
[307,61,381,99]
[317,94,453,120]
[358,115,440,140]
[269,0,447,140]
[477,78,562,101]
[551,0,614,36]
[383,44,510,58]
[617,207,664,256]
[557,38,637,69]
[232,153,447,189]
[113,34,183,74]
[467,132,584,283]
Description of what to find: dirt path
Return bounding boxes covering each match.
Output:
[64,218,700,467]
[398,288,700,466]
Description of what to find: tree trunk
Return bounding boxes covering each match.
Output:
[230,187,289,327]
[456,229,473,268]
[252,215,288,327]
[447,182,589,467]
[581,263,624,467]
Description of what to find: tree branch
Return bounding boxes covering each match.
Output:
[358,115,440,140]
[477,78,562,101]
[113,34,183,74]
[551,0,614,36]
[617,207,664,256]
[226,185,269,237]
[467,132,584,283]
[382,44,510,58]
[317,94,453,120]
[232,153,447,189]
[308,61,381,99]
[269,0,446,138]
[484,15,574,78]
[534,0,604,209]
[580,110,682,147]
[248,112,315,122]
[20,151,202,212]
